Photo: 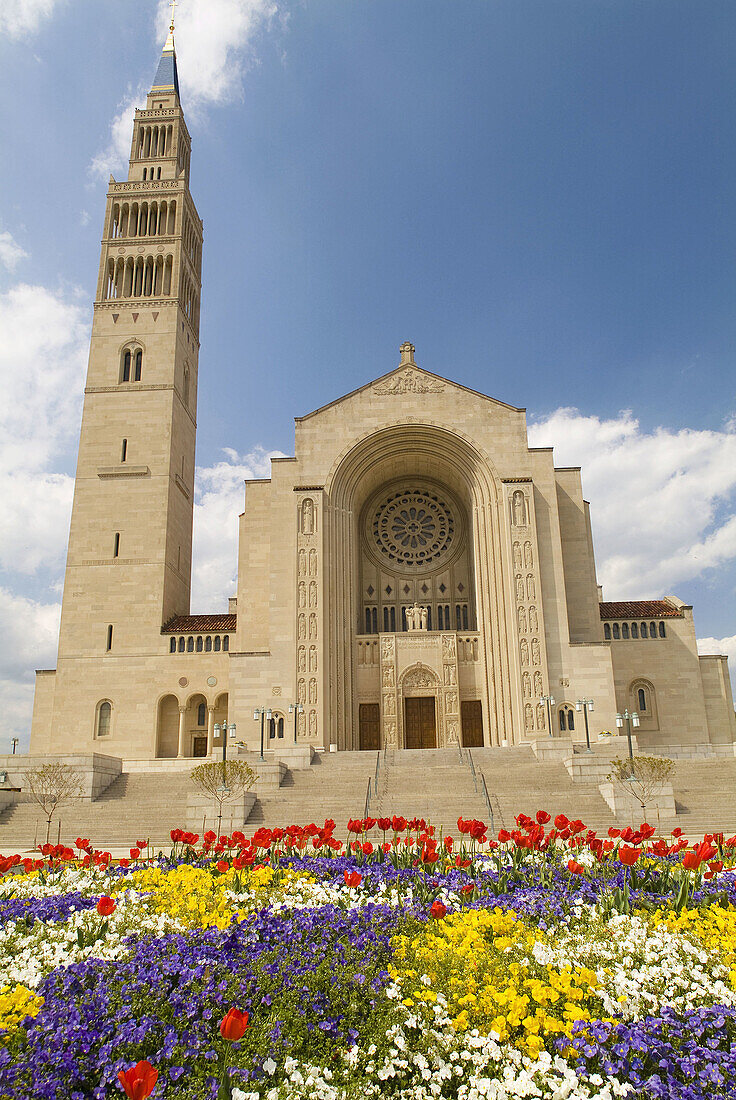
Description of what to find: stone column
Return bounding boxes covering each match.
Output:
[206,705,215,756]
[177,705,187,758]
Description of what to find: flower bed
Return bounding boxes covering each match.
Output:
[0,813,735,1099]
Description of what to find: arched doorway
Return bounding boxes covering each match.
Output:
[156,694,180,758]
[400,664,440,749]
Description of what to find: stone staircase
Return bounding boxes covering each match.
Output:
[0,773,194,852]
[669,758,736,836]
[373,748,492,834]
[246,751,378,829]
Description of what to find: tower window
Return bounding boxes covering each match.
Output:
[113,532,120,558]
[205,636,212,652]
[169,637,176,653]
[659,622,666,638]
[178,637,185,652]
[122,351,131,382]
[621,622,629,639]
[187,636,194,652]
[223,635,230,652]
[97,701,111,737]
[121,438,127,463]
[631,622,638,638]
[604,623,611,640]
[197,702,206,726]
[612,623,620,639]
[638,688,647,711]
[134,350,142,381]
[640,622,648,638]
[196,636,203,652]
[106,625,113,652]
[650,622,657,637]
[214,636,221,652]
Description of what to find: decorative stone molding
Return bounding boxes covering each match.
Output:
[98,465,150,478]
[374,369,445,395]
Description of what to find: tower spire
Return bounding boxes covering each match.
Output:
[151,0,180,99]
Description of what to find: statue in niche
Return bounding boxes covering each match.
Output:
[524,703,534,731]
[298,614,306,640]
[382,665,394,687]
[406,604,427,631]
[309,711,317,738]
[444,665,456,686]
[298,645,306,673]
[297,678,306,704]
[536,703,545,730]
[529,606,538,633]
[309,613,317,639]
[522,671,531,698]
[309,645,317,672]
[534,671,543,696]
[524,541,533,568]
[442,635,456,660]
[298,550,306,576]
[298,582,306,608]
[381,637,394,661]
[513,541,522,569]
[385,720,397,747]
[446,691,458,712]
[515,574,524,601]
[384,693,396,715]
[420,606,428,630]
[297,711,306,738]
[447,718,459,744]
[309,549,317,576]
[526,574,535,600]
[309,581,317,608]
[301,498,314,535]
[520,638,529,666]
[309,678,317,704]
[531,638,540,665]
[512,490,528,527]
[518,606,527,634]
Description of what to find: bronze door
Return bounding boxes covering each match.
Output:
[404,697,437,749]
[193,736,208,757]
[461,700,483,747]
[359,703,381,751]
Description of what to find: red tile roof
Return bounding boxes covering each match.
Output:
[599,600,682,620]
[162,614,236,633]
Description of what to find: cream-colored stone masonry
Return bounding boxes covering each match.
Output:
[29,37,735,762]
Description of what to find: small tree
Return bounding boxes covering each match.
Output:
[24,762,84,845]
[608,755,675,831]
[190,760,257,835]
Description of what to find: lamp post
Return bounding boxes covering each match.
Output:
[252,706,272,761]
[616,709,640,761]
[538,694,555,738]
[575,698,595,753]
[213,721,237,786]
[288,702,304,743]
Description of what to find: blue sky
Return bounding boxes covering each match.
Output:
[0,0,734,747]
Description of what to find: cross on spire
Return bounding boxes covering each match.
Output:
[169,0,177,33]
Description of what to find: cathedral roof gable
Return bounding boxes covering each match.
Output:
[296,362,524,422]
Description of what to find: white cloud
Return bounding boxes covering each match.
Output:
[0,0,61,40]
[191,445,283,611]
[0,231,28,272]
[528,408,736,599]
[0,587,61,752]
[155,0,279,109]
[88,91,144,181]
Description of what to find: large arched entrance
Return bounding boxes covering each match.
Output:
[325,422,516,751]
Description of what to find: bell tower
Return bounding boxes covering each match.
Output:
[55,16,202,674]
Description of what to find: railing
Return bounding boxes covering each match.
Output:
[466,749,495,834]
[479,770,495,834]
[364,777,372,820]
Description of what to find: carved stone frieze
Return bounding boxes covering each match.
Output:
[374,369,445,395]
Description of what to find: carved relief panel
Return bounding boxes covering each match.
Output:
[296,493,323,743]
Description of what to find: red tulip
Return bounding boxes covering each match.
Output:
[216,860,230,873]
[535,810,551,825]
[617,846,641,866]
[497,829,511,843]
[554,814,569,830]
[343,870,362,888]
[129,848,141,860]
[430,900,447,919]
[118,1060,158,1099]
[391,816,407,832]
[96,896,116,917]
[361,841,374,856]
[136,839,147,848]
[567,859,584,875]
[219,1008,249,1041]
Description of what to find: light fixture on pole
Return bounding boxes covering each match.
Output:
[252,707,272,761]
[213,720,237,787]
[575,698,595,753]
[615,709,640,761]
[288,702,304,743]
[538,694,555,738]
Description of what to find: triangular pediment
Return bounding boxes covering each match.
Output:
[296,355,523,421]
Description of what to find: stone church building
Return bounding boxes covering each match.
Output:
[30,29,736,763]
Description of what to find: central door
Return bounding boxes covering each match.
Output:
[461,700,483,747]
[404,696,437,749]
[359,703,381,750]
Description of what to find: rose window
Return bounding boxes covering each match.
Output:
[372,488,455,568]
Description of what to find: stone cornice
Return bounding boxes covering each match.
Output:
[97,465,150,479]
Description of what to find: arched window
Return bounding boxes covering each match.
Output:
[268,716,276,739]
[214,636,221,651]
[134,350,142,381]
[640,622,648,638]
[169,637,176,653]
[371,607,377,633]
[638,688,647,712]
[437,606,444,630]
[106,624,113,652]
[649,622,656,637]
[365,608,371,633]
[456,605,462,630]
[205,636,212,652]
[183,365,190,407]
[631,622,638,638]
[223,635,229,652]
[558,705,575,732]
[612,623,620,639]
[122,350,131,382]
[426,607,432,630]
[559,708,566,732]
[277,716,284,738]
[604,623,611,639]
[401,607,408,631]
[390,606,396,632]
[462,605,469,629]
[97,701,111,737]
[383,607,389,631]
[197,702,206,726]
[658,622,666,638]
[187,636,194,652]
[196,636,203,652]
[178,637,185,652]
[621,623,629,639]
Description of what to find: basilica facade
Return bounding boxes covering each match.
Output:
[29,31,736,762]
